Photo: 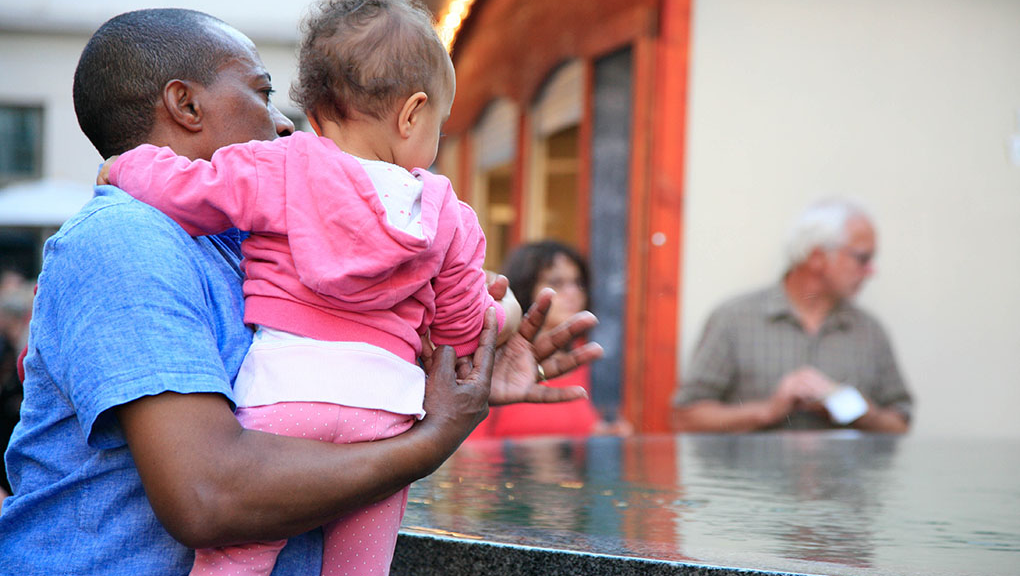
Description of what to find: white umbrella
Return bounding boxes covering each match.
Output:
[0,179,94,227]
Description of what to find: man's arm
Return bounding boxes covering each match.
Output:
[851,403,909,433]
[672,305,788,432]
[779,366,910,433]
[774,367,911,433]
[675,359,828,432]
[673,395,795,433]
[851,321,912,433]
[119,309,496,549]
[674,366,911,433]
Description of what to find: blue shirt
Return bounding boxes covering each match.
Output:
[0,187,321,575]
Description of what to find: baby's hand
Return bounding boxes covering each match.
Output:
[455,355,474,380]
[96,155,119,185]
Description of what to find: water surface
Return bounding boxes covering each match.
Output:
[403,432,1020,576]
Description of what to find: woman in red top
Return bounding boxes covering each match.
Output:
[471,241,631,438]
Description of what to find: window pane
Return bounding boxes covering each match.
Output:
[542,125,579,245]
[484,165,514,270]
[0,106,43,183]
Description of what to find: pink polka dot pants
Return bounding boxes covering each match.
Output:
[189,402,415,576]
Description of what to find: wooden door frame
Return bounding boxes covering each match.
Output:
[621,0,690,433]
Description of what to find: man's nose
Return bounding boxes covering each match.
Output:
[272,105,295,137]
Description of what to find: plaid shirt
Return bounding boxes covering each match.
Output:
[675,284,913,429]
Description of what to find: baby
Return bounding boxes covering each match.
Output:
[102,1,519,574]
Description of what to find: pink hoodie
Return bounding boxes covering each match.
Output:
[110,131,503,363]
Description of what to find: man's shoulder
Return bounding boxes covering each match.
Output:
[837,300,889,334]
[53,186,189,243]
[49,186,240,259]
[712,285,777,317]
[39,186,242,300]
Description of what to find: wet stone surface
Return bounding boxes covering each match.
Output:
[393,432,1020,576]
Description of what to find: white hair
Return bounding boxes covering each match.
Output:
[783,197,871,272]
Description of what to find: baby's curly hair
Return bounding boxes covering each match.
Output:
[291,0,449,123]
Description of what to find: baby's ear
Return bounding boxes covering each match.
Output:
[397,92,429,139]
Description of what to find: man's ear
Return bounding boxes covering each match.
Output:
[397,92,429,139]
[162,79,203,133]
[806,247,829,272]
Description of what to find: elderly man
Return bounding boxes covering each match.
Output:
[0,8,599,573]
[673,198,913,433]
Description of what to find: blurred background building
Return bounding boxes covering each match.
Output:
[1,0,1018,437]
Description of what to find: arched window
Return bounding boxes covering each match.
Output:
[471,98,519,269]
[527,60,583,246]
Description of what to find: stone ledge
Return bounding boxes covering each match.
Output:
[391,532,809,576]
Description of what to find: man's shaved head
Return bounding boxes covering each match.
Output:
[73,9,240,158]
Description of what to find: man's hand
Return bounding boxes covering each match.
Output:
[787,366,840,400]
[488,288,603,406]
[762,366,839,424]
[96,155,119,185]
[422,308,496,434]
[772,366,909,432]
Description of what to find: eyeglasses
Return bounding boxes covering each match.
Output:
[842,248,874,267]
[542,277,587,292]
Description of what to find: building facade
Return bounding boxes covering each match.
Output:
[436,0,690,431]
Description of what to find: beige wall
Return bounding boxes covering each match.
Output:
[0,1,304,187]
[0,32,96,184]
[5,0,1019,437]
[682,0,1020,438]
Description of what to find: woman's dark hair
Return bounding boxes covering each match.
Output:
[501,240,590,314]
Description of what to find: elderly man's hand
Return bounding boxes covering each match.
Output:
[769,366,840,421]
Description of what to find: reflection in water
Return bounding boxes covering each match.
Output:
[404,433,1020,576]
[683,432,899,568]
[409,436,692,560]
